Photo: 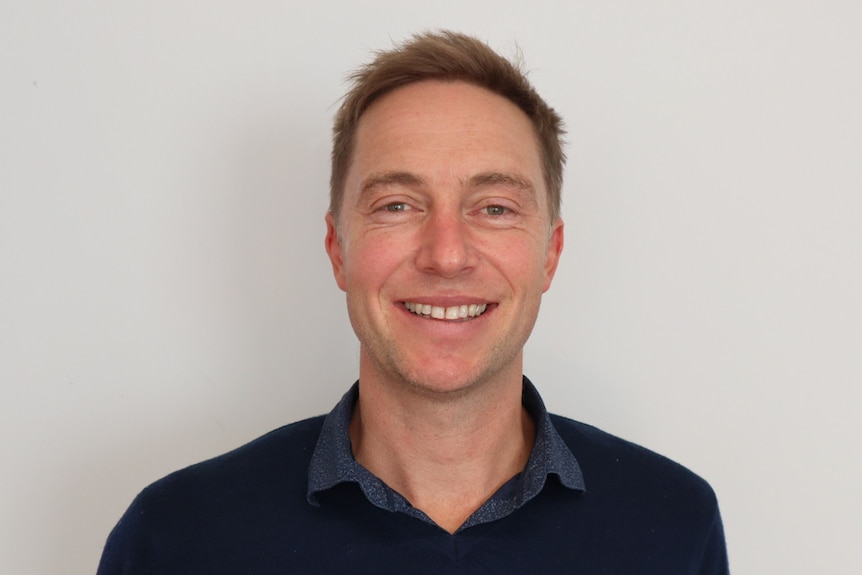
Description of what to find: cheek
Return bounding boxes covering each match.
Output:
[344,234,408,292]
[487,237,549,279]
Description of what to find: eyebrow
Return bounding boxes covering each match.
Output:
[467,172,536,194]
[360,171,427,195]
[358,170,538,206]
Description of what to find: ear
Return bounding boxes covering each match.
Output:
[325,212,347,292]
[542,218,564,293]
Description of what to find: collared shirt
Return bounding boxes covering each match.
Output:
[307,376,585,532]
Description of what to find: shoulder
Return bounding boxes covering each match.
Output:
[143,415,325,504]
[530,415,727,573]
[98,417,327,573]
[550,414,719,512]
[120,415,326,535]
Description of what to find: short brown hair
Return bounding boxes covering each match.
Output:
[329,30,566,224]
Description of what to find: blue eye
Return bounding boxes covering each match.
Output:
[384,203,408,212]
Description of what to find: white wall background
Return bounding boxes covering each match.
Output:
[2,1,860,573]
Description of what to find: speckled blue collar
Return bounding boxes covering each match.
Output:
[307,376,585,532]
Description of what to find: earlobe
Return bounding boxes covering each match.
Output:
[542,218,564,292]
[324,212,348,291]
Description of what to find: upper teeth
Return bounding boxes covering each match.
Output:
[404,302,488,320]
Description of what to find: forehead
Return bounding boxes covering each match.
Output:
[347,80,545,196]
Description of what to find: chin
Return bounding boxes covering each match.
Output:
[393,360,509,399]
[361,338,523,399]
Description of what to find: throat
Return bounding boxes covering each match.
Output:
[350,389,536,533]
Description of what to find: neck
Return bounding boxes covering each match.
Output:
[350,357,535,533]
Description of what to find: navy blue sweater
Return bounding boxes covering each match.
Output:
[98,402,727,574]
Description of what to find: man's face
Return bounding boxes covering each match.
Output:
[325,80,563,396]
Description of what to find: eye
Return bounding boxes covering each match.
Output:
[484,205,509,216]
[383,202,408,212]
[368,198,420,222]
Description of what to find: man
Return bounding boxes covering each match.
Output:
[98,31,728,573]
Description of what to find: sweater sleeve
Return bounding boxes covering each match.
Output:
[699,504,730,575]
[96,494,155,575]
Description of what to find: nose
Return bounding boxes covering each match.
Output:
[415,210,475,278]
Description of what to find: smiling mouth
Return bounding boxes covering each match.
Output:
[404,302,489,321]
